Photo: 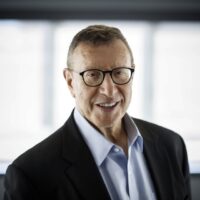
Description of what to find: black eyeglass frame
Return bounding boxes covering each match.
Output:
[68,66,135,87]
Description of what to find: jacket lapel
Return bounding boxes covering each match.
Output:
[61,112,111,200]
[134,119,175,200]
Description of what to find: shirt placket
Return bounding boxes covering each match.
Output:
[127,146,139,200]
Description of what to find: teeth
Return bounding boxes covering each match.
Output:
[99,102,117,107]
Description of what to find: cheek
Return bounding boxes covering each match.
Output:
[73,79,84,97]
[128,86,132,98]
[120,85,132,101]
[75,83,96,105]
[123,88,132,110]
[128,87,132,100]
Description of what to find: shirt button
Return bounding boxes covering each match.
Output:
[114,147,120,152]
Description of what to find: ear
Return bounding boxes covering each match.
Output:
[63,68,76,98]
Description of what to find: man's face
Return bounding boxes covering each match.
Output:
[65,39,133,130]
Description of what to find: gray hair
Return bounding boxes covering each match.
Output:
[67,25,134,68]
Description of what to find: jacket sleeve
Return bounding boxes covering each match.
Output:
[3,164,39,200]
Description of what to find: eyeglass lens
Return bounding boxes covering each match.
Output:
[83,68,133,86]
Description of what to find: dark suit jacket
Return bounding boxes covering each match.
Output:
[4,111,191,200]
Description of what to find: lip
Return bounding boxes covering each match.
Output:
[95,101,119,112]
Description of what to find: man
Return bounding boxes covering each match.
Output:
[4,25,191,200]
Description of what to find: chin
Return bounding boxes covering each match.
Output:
[94,118,116,128]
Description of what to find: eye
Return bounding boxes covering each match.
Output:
[87,71,98,77]
[85,70,101,78]
[113,68,128,77]
[114,70,122,75]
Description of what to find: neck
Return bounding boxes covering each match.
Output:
[99,122,128,156]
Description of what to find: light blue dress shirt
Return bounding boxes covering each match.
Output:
[74,109,157,200]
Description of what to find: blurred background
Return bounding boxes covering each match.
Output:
[0,0,200,199]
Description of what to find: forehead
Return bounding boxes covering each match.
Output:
[70,40,132,70]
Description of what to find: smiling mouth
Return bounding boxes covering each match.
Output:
[96,102,119,109]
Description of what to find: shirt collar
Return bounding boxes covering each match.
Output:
[74,109,113,166]
[123,114,143,152]
[73,108,143,166]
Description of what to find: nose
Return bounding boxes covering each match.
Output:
[99,73,117,97]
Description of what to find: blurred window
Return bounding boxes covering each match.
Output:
[0,20,199,173]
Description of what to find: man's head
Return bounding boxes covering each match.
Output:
[67,25,134,68]
[64,25,135,131]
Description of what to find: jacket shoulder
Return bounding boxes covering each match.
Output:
[133,117,180,137]
[13,125,64,169]
[133,117,186,150]
[13,112,77,167]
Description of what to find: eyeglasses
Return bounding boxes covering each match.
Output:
[68,67,135,87]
